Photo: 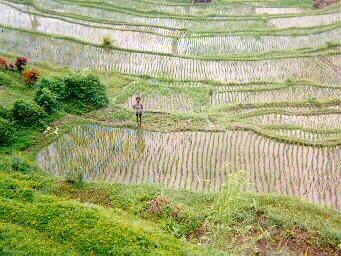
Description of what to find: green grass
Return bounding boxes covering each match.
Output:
[0,221,81,255]
[0,70,35,108]
[0,171,191,255]
[0,163,339,255]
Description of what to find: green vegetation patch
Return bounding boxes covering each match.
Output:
[0,171,191,255]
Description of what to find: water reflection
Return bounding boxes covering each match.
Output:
[37,125,341,209]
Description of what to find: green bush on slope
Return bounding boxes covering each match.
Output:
[36,70,109,113]
[12,100,48,128]
[0,119,15,145]
[0,106,11,119]
[34,87,60,113]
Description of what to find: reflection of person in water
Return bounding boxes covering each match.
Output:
[136,130,145,154]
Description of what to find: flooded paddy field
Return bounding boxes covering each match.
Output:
[1,29,340,84]
[37,125,341,209]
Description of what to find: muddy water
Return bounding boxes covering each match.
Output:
[37,125,341,209]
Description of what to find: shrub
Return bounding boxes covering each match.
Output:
[22,69,40,87]
[36,70,108,113]
[0,56,9,69]
[0,119,15,145]
[36,76,66,97]
[12,100,48,127]
[285,78,294,86]
[326,40,340,48]
[34,87,59,113]
[63,70,108,109]
[0,106,11,119]
[102,35,112,47]
[15,56,28,73]
[308,97,317,104]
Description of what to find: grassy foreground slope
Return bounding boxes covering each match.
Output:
[0,160,340,255]
[0,172,190,255]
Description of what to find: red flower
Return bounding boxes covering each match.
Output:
[15,56,28,65]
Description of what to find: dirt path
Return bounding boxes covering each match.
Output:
[207,116,224,131]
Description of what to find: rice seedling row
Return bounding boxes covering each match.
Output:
[136,0,270,7]
[4,0,340,38]
[270,12,341,28]
[267,129,341,141]
[36,0,272,19]
[243,113,341,129]
[57,0,258,16]
[148,80,210,88]
[1,3,340,58]
[2,29,339,83]
[22,0,267,31]
[210,85,341,105]
[13,0,341,27]
[254,7,304,14]
[126,93,194,112]
[0,3,180,50]
[219,105,341,119]
[37,125,341,209]
[176,29,340,56]
[2,0,185,36]
[324,55,341,67]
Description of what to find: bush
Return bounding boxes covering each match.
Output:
[0,119,15,145]
[63,70,108,110]
[22,69,40,87]
[0,106,11,119]
[0,56,9,69]
[35,87,59,113]
[36,70,108,113]
[12,100,48,127]
[102,35,113,47]
[326,40,340,48]
[36,76,66,97]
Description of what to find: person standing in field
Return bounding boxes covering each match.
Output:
[133,96,143,127]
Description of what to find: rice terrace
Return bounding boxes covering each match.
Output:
[0,0,341,254]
